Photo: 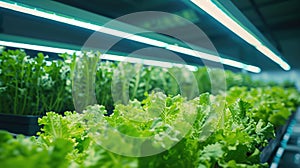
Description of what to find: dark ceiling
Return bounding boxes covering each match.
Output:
[231,0,300,71]
[1,0,300,72]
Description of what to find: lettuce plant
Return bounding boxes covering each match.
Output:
[0,87,295,167]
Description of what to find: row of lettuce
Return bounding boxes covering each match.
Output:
[1,86,299,167]
[1,49,299,167]
[0,49,293,115]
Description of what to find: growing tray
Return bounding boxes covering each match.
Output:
[260,111,296,163]
[0,113,41,136]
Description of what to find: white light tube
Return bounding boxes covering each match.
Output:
[0,0,261,73]
[0,40,197,71]
[102,54,197,71]
[220,58,261,73]
[166,45,220,62]
[167,45,261,73]
[0,1,168,48]
[0,40,77,54]
[256,45,290,70]
[190,0,290,71]
[0,39,260,73]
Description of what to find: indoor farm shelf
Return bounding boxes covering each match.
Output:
[0,49,299,167]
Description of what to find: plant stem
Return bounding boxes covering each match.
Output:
[21,59,27,115]
[131,67,141,100]
[13,69,18,115]
[36,67,40,115]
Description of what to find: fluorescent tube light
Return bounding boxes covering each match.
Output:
[0,40,197,71]
[245,65,261,73]
[167,45,261,73]
[0,39,261,73]
[102,54,197,71]
[166,45,220,62]
[0,0,261,73]
[190,0,290,71]
[0,1,168,48]
[220,58,261,73]
[256,45,290,70]
[0,40,77,54]
[191,0,261,46]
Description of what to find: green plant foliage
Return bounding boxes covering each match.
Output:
[0,50,44,115]
[1,86,298,167]
[0,130,73,168]
[2,49,294,116]
[0,50,73,115]
[71,52,100,112]
[95,61,116,113]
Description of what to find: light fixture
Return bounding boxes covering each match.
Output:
[166,45,220,62]
[0,1,168,48]
[102,54,198,71]
[0,40,197,71]
[0,40,77,54]
[190,0,290,71]
[0,0,261,73]
[0,39,260,73]
[255,45,290,70]
[220,58,261,73]
[167,45,261,73]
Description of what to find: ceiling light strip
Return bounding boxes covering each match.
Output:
[166,45,220,62]
[220,58,260,73]
[0,40,197,71]
[0,0,260,73]
[0,40,77,54]
[0,1,168,48]
[0,39,260,73]
[255,45,290,70]
[102,54,197,71]
[167,45,261,73]
[190,0,290,71]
